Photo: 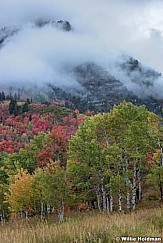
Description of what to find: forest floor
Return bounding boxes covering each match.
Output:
[0,207,162,243]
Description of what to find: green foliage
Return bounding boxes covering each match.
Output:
[0,152,9,184]
[148,166,163,183]
[42,161,72,209]
[3,133,48,175]
[0,183,8,212]
[31,168,46,204]
[0,101,163,220]
[31,161,73,218]
[9,99,17,115]
[67,102,161,206]
[22,102,29,112]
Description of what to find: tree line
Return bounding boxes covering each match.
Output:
[0,102,163,222]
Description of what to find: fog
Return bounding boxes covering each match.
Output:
[0,0,163,97]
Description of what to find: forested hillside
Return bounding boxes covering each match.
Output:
[1,1,163,242]
[0,97,163,224]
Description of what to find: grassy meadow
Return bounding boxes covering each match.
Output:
[0,208,162,243]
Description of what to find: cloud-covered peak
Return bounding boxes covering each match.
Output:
[0,0,163,99]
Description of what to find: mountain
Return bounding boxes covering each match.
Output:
[0,19,163,116]
[0,26,19,45]
[64,60,163,114]
[0,19,71,46]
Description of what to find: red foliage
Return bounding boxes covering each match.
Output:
[36,147,55,168]
[0,101,85,166]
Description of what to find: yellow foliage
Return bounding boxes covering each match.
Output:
[5,169,33,214]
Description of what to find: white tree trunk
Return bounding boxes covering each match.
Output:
[96,189,101,212]
[132,162,137,210]
[126,190,130,210]
[2,210,5,223]
[20,210,23,220]
[106,195,109,213]
[102,189,107,212]
[118,190,122,212]
[41,201,44,221]
[110,189,113,212]
[25,210,28,221]
[125,159,130,211]
[101,170,107,212]
[58,200,64,223]
[138,169,141,202]
[47,204,50,218]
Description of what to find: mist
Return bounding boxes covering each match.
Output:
[0,0,163,98]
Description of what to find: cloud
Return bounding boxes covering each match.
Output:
[0,0,163,98]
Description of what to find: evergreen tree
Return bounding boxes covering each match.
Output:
[22,102,29,113]
[2,91,5,100]
[0,92,5,101]
[14,93,18,101]
[9,99,19,115]
[9,100,15,115]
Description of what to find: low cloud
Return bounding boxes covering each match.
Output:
[0,0,163,98]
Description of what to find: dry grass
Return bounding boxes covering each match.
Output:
[0,208,163,243]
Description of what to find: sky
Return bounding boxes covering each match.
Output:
[0,0,163,96]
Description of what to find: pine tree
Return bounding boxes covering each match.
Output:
[22,102,29,113]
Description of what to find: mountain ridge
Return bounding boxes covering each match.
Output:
[0,19,163,115]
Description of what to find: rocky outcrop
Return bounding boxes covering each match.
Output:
[0,26,19,45]
[120,56,161,88]
[0,19,72,46]
[70,60,163,114]
[35,19,72,31]
[0,20,162,115]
